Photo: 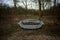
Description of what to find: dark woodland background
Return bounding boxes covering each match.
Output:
[0,0,60,40]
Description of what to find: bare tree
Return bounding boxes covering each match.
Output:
[13,0,19,8]
[38,0,51,17]
[20,0,28,10]
[38,0,41,11]
[54,0,56,7]
[38,0,43,17]
[32,0,42,17]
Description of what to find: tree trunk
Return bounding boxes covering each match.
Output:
[13,0,17,8]
[54,0,56,7]
[25,0,27,10]
[42,0,45,17]
[38,0,42,18]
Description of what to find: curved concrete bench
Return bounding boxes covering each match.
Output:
[18,19,44,29]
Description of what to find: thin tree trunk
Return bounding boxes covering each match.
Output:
[25,0,27,10]
[13,0,17,8]
[42,0,45,17]
[54,0,56,15]
[22,0,28,13]
[54,0,56,7]
[38,0,42,18]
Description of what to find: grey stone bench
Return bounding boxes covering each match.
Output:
[18,19,44,29]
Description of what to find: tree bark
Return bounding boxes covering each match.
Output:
[25,0,27,10]
[38,0,42,18]
[54,0,56,7]
[13,0,17,8]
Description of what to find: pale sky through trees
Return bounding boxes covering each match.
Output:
[0,0,60,10]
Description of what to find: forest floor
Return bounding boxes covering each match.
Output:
[0,14,60,40]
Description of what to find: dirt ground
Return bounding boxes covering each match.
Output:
[0,15,60,40]
[1,29,60,40]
